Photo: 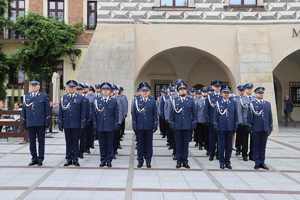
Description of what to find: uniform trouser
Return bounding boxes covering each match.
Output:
[79,128,86,154]
[253,131,268,166]
[175,130,191,164]
[159,116,166,136]
[195,123,209,148]
[85,123,94,150]
[136,130,153,163]
[28,126,46,161]
[167,124,176,155]
[113,128,121,154]
[237,125,250,158]
[249,133,254,159]
[235,129,242,152]
[98,131,114,163]
[218,131,234,165]
[121,119,126,137]
[64,128,80,162]
[208,124,218,158]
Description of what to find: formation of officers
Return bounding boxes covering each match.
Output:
[21,78,273,171]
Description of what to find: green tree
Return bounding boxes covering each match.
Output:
[13,13,83,84]
[0,0,8,100]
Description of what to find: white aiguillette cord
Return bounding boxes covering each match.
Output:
[95,98,104,112]
[135,98,145,113]
[250,102,264,116]
[216,101,228,116]
[60,96,71,110]
[23,95,33,107]
[171,96,183,114]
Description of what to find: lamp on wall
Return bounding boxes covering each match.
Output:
[67,49,82,71]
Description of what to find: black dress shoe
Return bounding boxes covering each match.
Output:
[28,160,38,166]
[254,165,260,170]
[64,160,72,167]
[99,162,106,167]
[86,149,91,154]
[225,163,232,170]
[220,164,225,169]
[73,161,80,167]
[183,163,190,169]
[146,163,151,168]
[37,160,43,166]
[260,164,269,170]
[176,162,182,169]
[79,154,84,159]
[137,162,143,168]
[209,156,214,161]
[107,162,112,168]
[243,157,248,161]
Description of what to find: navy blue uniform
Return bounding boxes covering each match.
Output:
[158,95,167,137]
[250,99,273,167]
[93,95,119,165]
[85,92,96,151]
[216,98,237,167]
[207,92,222,160]
[169,96,196,165]
[79,94,89,157]
[131,96,158,165]
[21,92,50,162]
[194,96,209,150]
[58,93,86,163]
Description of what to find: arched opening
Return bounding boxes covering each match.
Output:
[273,49,300,125]
[135,46,235,98]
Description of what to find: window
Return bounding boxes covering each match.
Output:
[8,0,25,39]
[48,0,64,22]
[289,82,300,106]
[87,1,97,30]
[229,0,257,6]
[160,0,188,7]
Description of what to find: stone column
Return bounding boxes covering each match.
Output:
[77,24,136,129]
[52,72,60,104]
[237,28,279,133]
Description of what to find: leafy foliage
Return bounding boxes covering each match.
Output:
[0,0,8,100]
[13,13,83,81]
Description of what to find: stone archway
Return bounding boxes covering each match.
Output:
[273,49,300,123]
[135,46,235,97]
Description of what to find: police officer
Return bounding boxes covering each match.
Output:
[244,83,255,161]
[93,82,120,168]
[158,87,167,139]
[131,82,158,168]
[21,80,50,166]
[194,88,209,151]
[118,87,128,145]
[250,87,273,170]
[164,85,177,160]
[77,83,89,159]
[207,80,223,161]
[85,84,96,152]
[170,80,196,169]
[235,84,252,161]
[59,80,86,167]
[216,86,237,169]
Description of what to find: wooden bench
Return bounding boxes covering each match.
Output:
[0,110,28,142]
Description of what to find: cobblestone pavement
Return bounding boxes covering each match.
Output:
[0,128,300,200]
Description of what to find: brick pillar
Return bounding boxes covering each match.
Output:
[68,0,83,24]
[29,0,43,15]
[237,28,279,133]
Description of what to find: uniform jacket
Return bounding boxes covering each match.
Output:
[206,92,222,127]
[158,95,167,119]
[21,92,50,128]
[169,95,197,130]
[93,95,120,132]
[58,93,86,129]
[131,95,158,131]
[216,98,238,132]
[250,99,273,134]
[235,95,252,127]
[195,96,209,124]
